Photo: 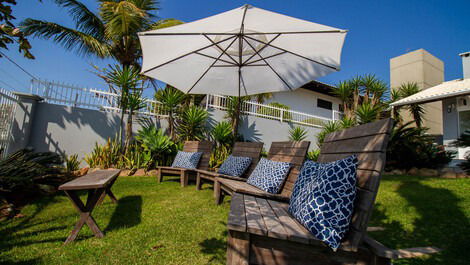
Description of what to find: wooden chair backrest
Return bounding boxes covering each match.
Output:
[182,141,214,171]
[231,142,264,177]
[267,141,311,198]
[317,118,393,251]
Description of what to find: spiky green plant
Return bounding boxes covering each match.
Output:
[289,126,308,141]
[209,121,234,168]
[155,85,187,140]
[398,82,425,127]
[306,149,320,161]
[84,137,122,168]
[64,154,80,172]
[136,124,176,167]
[316,120,343,147]
[355,102,382,125]
[176,106,209,141]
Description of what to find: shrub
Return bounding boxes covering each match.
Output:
[0,149,67,217]
[117,143,151,170]
[84,137,122,169]
[176,105,209,141]
[306,150,320,161]
[135,124,177,167]
[386,122,454,170]
[451,129,470,174]
[64,154,80,172]
[289,126,308,141]
[209,121,234,168]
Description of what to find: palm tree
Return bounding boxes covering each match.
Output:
[21,0,182,68]
[398,82,425,127]
[155,85,187,140]
[332,81,353,118]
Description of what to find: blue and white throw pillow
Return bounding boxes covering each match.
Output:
[171,151,202,169]
[288,155,358,251]
[218,155,252,177]
[246,158,291,194]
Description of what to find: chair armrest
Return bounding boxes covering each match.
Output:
[363,235,441,259]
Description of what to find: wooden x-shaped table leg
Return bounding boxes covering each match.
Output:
[64,189,106,244]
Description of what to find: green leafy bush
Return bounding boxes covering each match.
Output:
[0,149,67,217]
[135,124,177,167]
[209,121,234,168]
[386,122,454,170]
[451,129,470,174]
[64,154,80,172]
[306,150,320,161]
[84,137,122,169]
[176,105,209,141]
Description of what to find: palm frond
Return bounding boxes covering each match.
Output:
[21,18,110,58]
[53,0,105,39]
[148,18,184,30]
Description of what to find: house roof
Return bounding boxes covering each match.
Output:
[300,80,336,97]
[390,78,470,107]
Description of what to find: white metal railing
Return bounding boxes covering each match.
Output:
[0,88,18,158]
[205,94,342,128]
[31,79,168,117]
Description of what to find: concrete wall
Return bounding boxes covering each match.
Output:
[266,88,341,119]
[209,109,322,151]
[390,49,444,136]
[461,52,470,79]
[9,97,322,162]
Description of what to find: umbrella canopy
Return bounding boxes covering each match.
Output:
[139,4,347,96]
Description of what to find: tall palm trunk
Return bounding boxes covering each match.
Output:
[125,109,133,151]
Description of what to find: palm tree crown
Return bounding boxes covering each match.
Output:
[21,0,182,67]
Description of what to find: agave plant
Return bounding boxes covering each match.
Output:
[316,120,343,147]
[155,85,187,140]
[176,105,209,141]
[355,102,382,125]
[306,149,320,161]
[209,121,234,168]
[289,126,308,141]
[136,124,176,167]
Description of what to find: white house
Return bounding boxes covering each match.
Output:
[391,51,470,160]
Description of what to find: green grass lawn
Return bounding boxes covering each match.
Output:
[0,175,469,264]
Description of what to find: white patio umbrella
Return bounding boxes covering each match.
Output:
[138,4,347,96]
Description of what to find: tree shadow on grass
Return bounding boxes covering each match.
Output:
[370,180,469,264]
[0,257,42,265]
[104,195,142,232]
[199,221,228,264]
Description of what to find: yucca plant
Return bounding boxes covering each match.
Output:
[155,85,187,140]
[355,102,381,125]
[176,105,209,141]
[64,154,80,172]
[209,121,234,168]
[316,120,343,147]
[397,82,425,127]
[289,126,308,141]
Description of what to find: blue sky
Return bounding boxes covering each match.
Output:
[1,0,469,96]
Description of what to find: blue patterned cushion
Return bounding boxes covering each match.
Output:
[246,158,291,194]
[288,155,358,251]
[171,151,202,169]
[218,155,252,177]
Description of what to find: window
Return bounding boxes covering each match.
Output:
[317,98,332,110]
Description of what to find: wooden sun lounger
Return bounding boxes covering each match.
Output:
[214,141,310,205]
[156,141,213,187]
[225,119,439,264]
[195,142,264,191]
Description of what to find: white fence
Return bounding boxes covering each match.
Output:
[31,79,341,128]
[31,79,168,117]
[206,94,342,128]
[0,88,18,158]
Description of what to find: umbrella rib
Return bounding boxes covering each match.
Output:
[195,52,237,66]
[186,36,239,94]
[245,51,287,65]
[142,35,236,74]
[242,34,281,65]
[242,36,293,90]
[203,34,239,65]
[244,35,339,71]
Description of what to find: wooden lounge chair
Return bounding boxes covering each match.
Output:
[214,141,310,205]
[156,140,213,187]
[195,142,264,191]
[226,119,440,264]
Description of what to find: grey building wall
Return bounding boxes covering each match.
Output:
[10,98,321,163]
[461,52,470,79]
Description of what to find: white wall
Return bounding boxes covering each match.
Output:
[265,88,341,119]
